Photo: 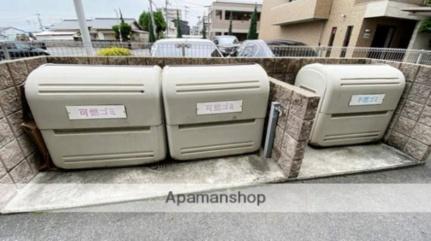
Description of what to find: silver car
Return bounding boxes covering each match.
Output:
[151,39,223,57]
[213,35,240,56]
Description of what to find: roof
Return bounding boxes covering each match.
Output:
[0,26,27,33]
[402,7,431,16]
[154,38,215,44]
[49,18,139,31]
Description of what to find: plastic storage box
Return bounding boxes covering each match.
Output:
[295,64,405,147]
[162,64,270,160]
[25,64,166,169]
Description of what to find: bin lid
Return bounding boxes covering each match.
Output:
[162,64,270,125]
[25,64,163,129]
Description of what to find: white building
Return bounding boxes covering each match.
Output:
[0,27,30,41]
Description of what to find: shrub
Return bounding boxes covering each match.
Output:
[97,47,131,56]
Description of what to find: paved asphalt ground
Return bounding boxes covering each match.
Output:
[2,162,431,241]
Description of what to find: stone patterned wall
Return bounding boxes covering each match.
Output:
[0,56,47,207]
[370,60,431,162]
[269,78,319,178]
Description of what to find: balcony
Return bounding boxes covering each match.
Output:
[362,0,424,19]
[271,0,333,25]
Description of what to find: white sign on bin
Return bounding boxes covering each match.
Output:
[349,94,385,106]
[197,100,243,115]
[66,105,127,120]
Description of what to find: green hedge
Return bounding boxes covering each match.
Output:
[97,47,131,56]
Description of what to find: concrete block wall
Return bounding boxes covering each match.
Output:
[0,57,47,207]
[269,78,319,178]
[371,60,431,162]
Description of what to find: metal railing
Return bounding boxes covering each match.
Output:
[270,46,431,65]
[1,40,430,65]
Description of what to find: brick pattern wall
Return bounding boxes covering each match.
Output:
[0,56,47,207]
[269,78,319,178]
[371,60,431,162]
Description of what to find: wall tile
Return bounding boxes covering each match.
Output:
[6,110,23,137]
[88,56,109,65]
[400,100,423,121]
[419,105,431,127]
[407,84,431,104]
[285,114,313,141]
[6,61,28,85]
[0,87,21,115]
[289,92,319,121]
[0,140,25,170]
[0,159,6,178]
[24,57,47,73]
[387,131,409,150]
[17,134,35,157]
[415,65,431,86]
[126,57,146,66]
[281,134,306,160]
[107,57,128,65]
[9,159,35,184]
[0,63,14,90]
[411,123,431,145]
[399,63,419,82]
[393,116,416,136]
[0,117,14,148]
[403,138,429,161]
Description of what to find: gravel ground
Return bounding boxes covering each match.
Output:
[1,163,431,241]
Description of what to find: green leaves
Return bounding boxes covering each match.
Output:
[247,5,259,40]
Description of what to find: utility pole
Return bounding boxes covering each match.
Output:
[36,13,44,31]
[165,0,169,37]
[148,0,157,39]
[72,0,94,55]
[184,6,189,20]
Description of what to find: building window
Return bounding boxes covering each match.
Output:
[326,27,337,57]
[340,25,353,57]
[216,10,223,20]
[224,11,260,21]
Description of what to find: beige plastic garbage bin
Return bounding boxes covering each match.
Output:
[25,64,166,169]
[162,64,270,160]
[295,64,405,147]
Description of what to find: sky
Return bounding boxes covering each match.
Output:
[0,0,262,32]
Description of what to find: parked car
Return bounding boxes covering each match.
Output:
[266,39,318,57]
[151,39,223,57]
[0,42,49,60]
[236,40,275,58]
[213,35,240,56]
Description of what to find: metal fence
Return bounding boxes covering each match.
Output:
[1,40,430,65]
[270,46,431,65]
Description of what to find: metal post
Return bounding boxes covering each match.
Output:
[149,0,157,39]
[165,0,169,37]
[263,102,281,158]
[417,49,424,64]
[1,44,11,60]
[73,0,94,56]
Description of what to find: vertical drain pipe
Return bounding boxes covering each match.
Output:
[263,102,281,158]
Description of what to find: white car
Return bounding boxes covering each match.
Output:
[151,39,223,57]
[213,35,240,56]
[237,40,275,58]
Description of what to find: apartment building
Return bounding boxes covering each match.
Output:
[207,0,262,40]
[259,0,429,53]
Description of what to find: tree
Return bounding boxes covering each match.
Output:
[228,12,233,35]
[112,11,132,41]
[138,10,166,39]
[247,4,258,40]
[202,17,207,39]
[176,10,182,38]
